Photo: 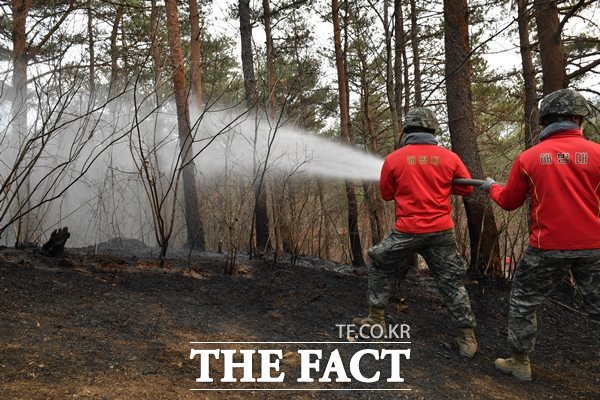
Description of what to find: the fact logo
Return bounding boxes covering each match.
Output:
[189,323,411,391]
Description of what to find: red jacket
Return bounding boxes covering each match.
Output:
[489,128,600,250]
[380,144,473,233]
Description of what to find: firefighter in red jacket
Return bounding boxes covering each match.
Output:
[354,107,478,358]
[481,88,600,381]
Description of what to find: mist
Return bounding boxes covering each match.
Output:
[0,93,384,250]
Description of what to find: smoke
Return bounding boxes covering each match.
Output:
[0,93,384,249]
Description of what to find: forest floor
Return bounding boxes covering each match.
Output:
[0,241,598,400]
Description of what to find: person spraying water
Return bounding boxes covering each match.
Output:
[352,107,479,358]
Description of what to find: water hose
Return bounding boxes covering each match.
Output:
[452,178,485,187]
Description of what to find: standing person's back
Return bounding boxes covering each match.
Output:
[489,125,600,249]
[354,107,478,359]
[381,143,472,234]
[482,88,600,382]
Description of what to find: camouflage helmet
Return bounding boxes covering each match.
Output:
[538,88,590,124]
[403,107,441,134]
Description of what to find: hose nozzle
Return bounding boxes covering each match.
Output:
[453,178,485,187]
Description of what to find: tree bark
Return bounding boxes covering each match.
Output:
[164,0,206,250]
[409,0,422,106]
[10,0,32,246]
[189,0,203,108]
[517,0,539,148]
[239,0,258,106]
[147,0,171,259]
[262,0,276,116]
[357,44,386,246]
[534,0,568,94]
[316,179,331,259]
[87,0,95,96]
[150,0,162,104]
[10,0,28,146]
[443,0,501,277]
[8,0,76,246]
[384,0,400,149]
[393,0,405,148]
[332,0,365,266]
[108,5,123,98]
[239,0,270,255]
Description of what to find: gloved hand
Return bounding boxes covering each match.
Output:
[480,178,496,192]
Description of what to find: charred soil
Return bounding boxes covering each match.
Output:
[0,246,598,399]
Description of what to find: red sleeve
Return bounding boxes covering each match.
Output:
[489,156,529,210]
[451,157,474,197]
[379,158,395,201]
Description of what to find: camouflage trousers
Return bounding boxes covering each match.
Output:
[367,229,476,329]
[508,247,600,354]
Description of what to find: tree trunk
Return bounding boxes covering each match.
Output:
[262,0,276,115]
[517,0,539,148]
[108,5,123,98]
[189,0,203,108]
[332,0,365,266]
[358,45,386,246]
[8,0,76,246]
[148,0,170,258]
[10,0,28,159]
[384,0,401,149]
[164,0,206,250]
[150,0,164,199]
[517,0,538,231]
[393,0,405,148]
[443,0,501,277]
[263,0,282,253]
[239,0,258,106]
[253,184,270,255]
[533,0,568,94]
[316,179,331,259]
[409,0,422,106]
[402,42,410,114]
[11,0,32,247]
[239,0,270,255]
[87,0,95,96]
[150,0,162,104]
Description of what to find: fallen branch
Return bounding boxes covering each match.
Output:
[551,299,588,317]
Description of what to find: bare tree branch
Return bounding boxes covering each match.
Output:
[567,58,600,80]
[558,0,595,33]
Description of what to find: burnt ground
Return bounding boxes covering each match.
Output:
[0,244,598,400]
